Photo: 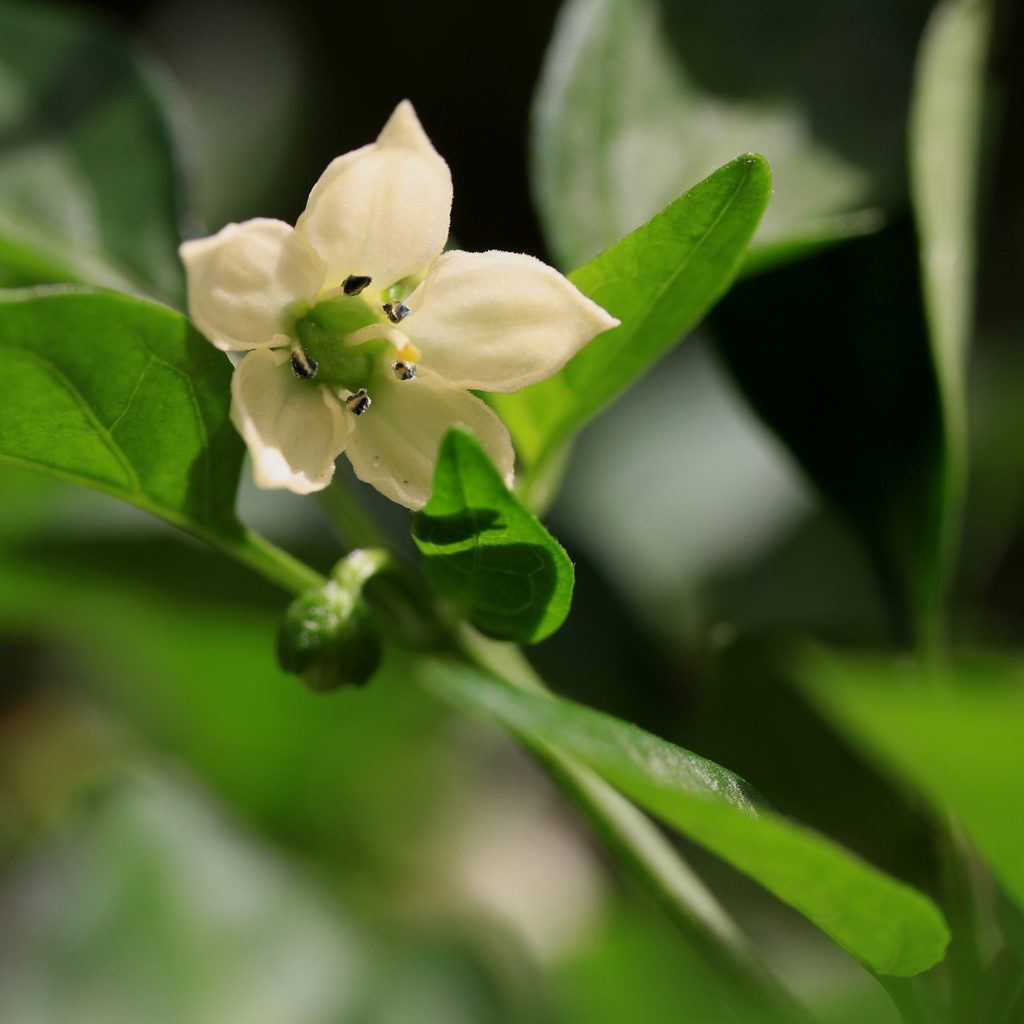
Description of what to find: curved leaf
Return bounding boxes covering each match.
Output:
[412,427,574,643]
[491,154,771,500]
[419,657,950,977]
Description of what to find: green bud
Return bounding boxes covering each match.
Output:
[278,559,383,693]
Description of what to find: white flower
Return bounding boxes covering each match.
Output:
[180,101,619,509]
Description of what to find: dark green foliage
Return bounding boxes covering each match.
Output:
[710,223,943,642]
[412,427,574,643]
[0,2,188,302]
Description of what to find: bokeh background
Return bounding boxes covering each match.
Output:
[1,0,1023,1020]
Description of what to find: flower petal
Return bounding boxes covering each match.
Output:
[344,370,514,510]
[404,250,620,392]
[231,348,348,494]
[180,219,326,352]
[296,101,452,292]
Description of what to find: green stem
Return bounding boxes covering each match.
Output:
[315,478,390,551]
[457,634,817,1024]
[939,811,984,1024]
[877,976,932,1024]
[209,528,325,594]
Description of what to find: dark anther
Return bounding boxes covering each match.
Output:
[291,347,318,379]
[342,275,372,296]
[346,388,371,415]
[392,360,418,381]
[383,301,411,324]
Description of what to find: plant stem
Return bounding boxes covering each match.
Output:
[315,479,390,551]
[877,976,932,1024]
[939,810,984,1023]
[459,634,817,1024]
[210,528,325,594]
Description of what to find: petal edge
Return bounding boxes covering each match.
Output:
[231,348,348,494]
[405,250,620,392]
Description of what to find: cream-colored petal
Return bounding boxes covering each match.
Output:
[231,348,348,494]
[344,369,514,510]
[404,250,620,392]
[180,219,326,352]
[296,101,452,292]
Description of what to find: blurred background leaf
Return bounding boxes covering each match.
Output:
[800,650,1024,924]
[0,0,189,302]
[908,0,992,645]
[533,0,879,276]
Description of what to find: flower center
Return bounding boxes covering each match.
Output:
[295,297,394,393]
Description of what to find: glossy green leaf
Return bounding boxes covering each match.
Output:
[0,2,189,302]
[0,285,242,541]
[800,650,1024,919]
[418,658,950,977]
[411,427,574,643]
[491,154,771,498]
[532,0,874,276]
[907,0,991,638]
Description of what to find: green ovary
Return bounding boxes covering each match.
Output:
[295,297,392,392]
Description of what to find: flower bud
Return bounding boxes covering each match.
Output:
[277,554,386,692]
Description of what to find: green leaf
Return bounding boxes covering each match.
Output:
[799,650,1024,921]
[532,0,874,277]
[907,0,991,639]
[0,2,189,302]
[0,285,241,539]
[418,658,950,977]
[490,154,771,499]
[411,427,574,643]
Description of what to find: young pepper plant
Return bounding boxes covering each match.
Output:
[0,7,955,1024]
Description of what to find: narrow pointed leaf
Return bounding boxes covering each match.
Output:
[490,154,771,500]
[418,657,950,977]
[412,427,574,643]
[907,0,992,630]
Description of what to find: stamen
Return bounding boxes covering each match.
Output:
[383,301,411,324]
[346,388,371,415]
[392,360,418,381]
[342,275,372,296]
[290,346,318,379]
